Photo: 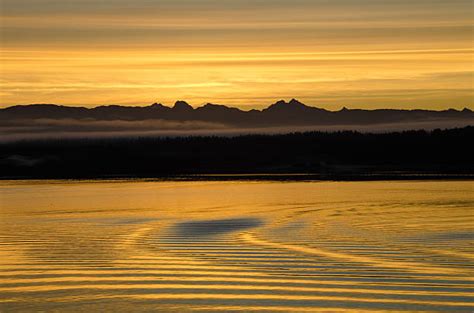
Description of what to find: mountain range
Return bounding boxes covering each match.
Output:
[2,99,473,128]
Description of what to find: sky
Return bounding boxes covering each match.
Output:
[0,0,473,110]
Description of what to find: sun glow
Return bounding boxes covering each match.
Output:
[1,0,473,109]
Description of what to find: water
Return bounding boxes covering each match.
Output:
[0,180,473,312]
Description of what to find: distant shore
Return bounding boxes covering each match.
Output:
[1,127,473,180]
[2,173,474,182]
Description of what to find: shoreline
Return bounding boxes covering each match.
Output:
[2,173,474,182]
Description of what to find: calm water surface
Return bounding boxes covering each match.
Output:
[0,180,473,312]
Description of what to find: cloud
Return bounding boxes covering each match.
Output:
[1,0,472,110]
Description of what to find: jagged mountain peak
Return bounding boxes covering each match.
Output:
[265,98,321,112]
[274,99,287,105]
[288,98,305,106]
[203,102,239,109]
[173,100,193,111]
[151,102,167,109]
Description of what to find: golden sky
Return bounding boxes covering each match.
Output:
[1,0,473,109]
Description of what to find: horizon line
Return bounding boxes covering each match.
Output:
[2,99,473,113]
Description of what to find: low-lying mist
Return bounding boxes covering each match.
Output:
[2,118,473,142]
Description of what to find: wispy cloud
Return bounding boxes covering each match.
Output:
[1,0,473,109]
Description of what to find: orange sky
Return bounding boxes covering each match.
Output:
[1,0,473,109]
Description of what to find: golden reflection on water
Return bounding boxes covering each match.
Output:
[0,180,473,312]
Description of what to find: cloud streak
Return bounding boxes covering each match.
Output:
[1,0,473,109]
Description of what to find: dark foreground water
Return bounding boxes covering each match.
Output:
[0,180,473,312]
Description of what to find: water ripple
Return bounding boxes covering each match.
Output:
[0,180,473,312]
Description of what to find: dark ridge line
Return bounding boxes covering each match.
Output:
[1,98,473,113]
[2,99,473,130]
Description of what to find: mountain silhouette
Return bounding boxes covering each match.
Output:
[173,100,194,112]
[1,99,473,128]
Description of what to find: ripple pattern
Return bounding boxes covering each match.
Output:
[0,180,473,312]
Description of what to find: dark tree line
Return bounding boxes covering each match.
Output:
[1,126,473,179]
